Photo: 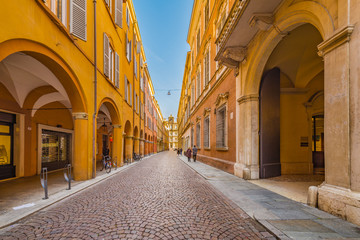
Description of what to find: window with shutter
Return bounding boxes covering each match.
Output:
[115,0,122,27]
[191,128,194,148]
[205,51,210,86]
[191,84,195,106]
[197,71,201,99]
[205,0,209,29]
[115,52,120,88]
[124,76,128,102]
[203,117,210,148]
[196,123,201,148]
[216,106,226,148]
[126,7,129,26]
[130,83,132,106]
[197,29,200,54]
[134,56,137,78]
[109,46,114,82]
[103,33,110,77]
[70,0,87,41]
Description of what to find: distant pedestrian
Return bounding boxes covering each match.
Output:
[186,148,192,162]
[177,149,180,156]
[180,148,183,156]
[192,145,197,162]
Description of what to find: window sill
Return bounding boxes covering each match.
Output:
[216,147,228,151]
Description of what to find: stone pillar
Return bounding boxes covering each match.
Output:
[235,94,259,179]
[112,125,122,166]
[317,25,360,225]
[73,112,89,181]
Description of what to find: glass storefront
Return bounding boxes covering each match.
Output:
[41,129,71,171]
[0,112,15,180]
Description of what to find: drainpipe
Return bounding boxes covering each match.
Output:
[92,0,97,179]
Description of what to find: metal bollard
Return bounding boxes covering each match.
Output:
[40,167,48,199]
[64,164,71,190]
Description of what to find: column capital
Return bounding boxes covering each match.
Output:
[237,94,259,105]
[113,124,121,129]
[318,25,354,57]
[72,112,88,120]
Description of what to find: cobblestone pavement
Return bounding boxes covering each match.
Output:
[0,151,275,239]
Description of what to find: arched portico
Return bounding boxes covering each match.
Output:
[96,99,122,171]
[0,40,88,180]
[124,121,132,162]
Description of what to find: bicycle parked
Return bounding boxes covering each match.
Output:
[100,155,117,173]
[133,152,142,161]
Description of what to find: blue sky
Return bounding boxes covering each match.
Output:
[133,0,193,121]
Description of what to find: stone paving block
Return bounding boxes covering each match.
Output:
[314,218,360,238]
[0,152,275,239]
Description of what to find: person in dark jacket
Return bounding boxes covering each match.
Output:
[186,148,192,162]
[192,145,198,162]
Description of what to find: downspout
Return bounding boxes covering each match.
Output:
[92,0,97,179]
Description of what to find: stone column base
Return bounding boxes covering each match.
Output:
[234,163,259,180]
[318,184,360,226]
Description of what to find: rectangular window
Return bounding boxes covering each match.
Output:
[205,0,209,29]
[216,106,227,148]
[197,29,201,54]
[204,50,210,86]
[109,46,114,82]
[196,123,201,148]
[103,33,110,77]
[203,117,209,148]
[124,76,128,102]
[191,84,195,106]
[197,71,201,99]
[126,6,130,26]
[115,52,120,88]
[134,55,138,78]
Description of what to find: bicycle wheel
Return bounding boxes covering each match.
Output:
[106,162,111,173]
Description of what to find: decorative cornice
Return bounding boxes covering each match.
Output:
[196,116,201,122]
[112,124,121,128]
[318,25,354,57]
[72,112,88,120]
[215,92,229,106]
[237,94,258,105]
[125,135,134,139]
[222,46,247,62]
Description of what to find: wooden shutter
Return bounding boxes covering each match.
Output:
[129,40,132,62]
[137,41,141,54]
[105,0,110,6]
[196,123,200,147]
[115,0,122,27]
[205,51,209,86]
[70,0,87,41]
[204,117,209,148]
[130,83,132,106]
[115,52,120,88]
[103,33,110,77]
[124,76,128,102]
[216,107,225,147]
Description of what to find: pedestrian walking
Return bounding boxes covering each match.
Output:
[177,149,180,156]
[186,148,192,162]
[192,145,197,162]
[180,148,183,155]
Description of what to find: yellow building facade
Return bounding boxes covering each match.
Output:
[0,0,166,182]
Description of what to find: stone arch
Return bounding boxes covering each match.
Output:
[244,2,332,96]
[0,39,87,113]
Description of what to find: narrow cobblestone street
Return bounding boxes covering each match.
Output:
[0,151,274,239]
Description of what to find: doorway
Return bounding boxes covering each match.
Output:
[0,112,15,180]
[312,115,324,175]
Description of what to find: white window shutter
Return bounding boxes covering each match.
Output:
[130,83,132,106]
[130,40,132,62]
[125,33,128,60]
[140,56,143,68]
[137,41,141,54]
[115,0,123,28]
[103,33,110,77]
[115,52,120,88]
[125,76,128,102]
[105,0,109,6]
[70,0,87,41]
